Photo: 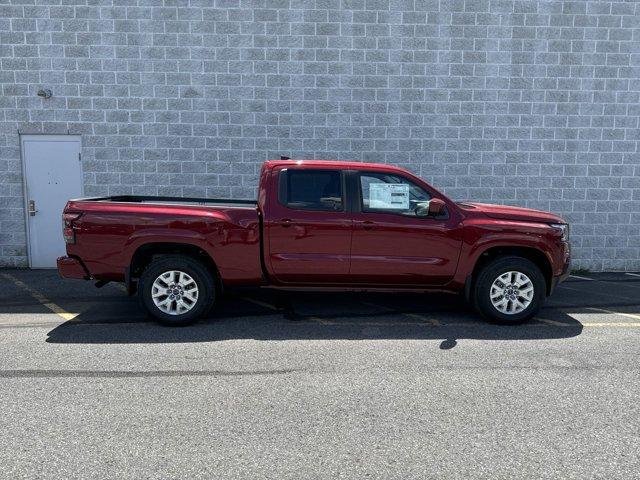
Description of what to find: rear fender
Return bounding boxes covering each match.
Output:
[123,229,218,268]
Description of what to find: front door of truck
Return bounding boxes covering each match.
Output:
[349,171,462,286]
[265,166,352,283]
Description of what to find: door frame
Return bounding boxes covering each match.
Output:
[20,134,84,268]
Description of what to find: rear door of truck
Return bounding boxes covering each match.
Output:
[263,164,352,283]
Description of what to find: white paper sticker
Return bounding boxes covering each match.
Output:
[369,183,410,210]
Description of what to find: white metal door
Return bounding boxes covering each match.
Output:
[21,135,83,268]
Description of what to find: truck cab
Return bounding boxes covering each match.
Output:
[262,160,463,286]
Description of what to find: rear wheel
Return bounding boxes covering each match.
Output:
[138,255,215,326]
[474,256,546,324]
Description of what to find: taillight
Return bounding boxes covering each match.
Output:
[62,212,82,244]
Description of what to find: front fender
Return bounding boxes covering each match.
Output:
[453,222,558,288]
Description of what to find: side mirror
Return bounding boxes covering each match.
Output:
[428,198,446,217]
[415,202,430,217]
[415,198,446,217]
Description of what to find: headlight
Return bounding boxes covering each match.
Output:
[551,223,569,242]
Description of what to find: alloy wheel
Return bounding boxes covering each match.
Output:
[489,271,534,315]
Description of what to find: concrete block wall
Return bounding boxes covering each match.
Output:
[1,0,639,270]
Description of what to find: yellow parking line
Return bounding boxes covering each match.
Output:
[536,318,573,327]
[0,273,78,321]
[361,301,441,325]
[306,318,640,329]
[360,301,395,312]
[581,322,640,327]
[403,312,441,326]
[309,316,335,325]
[537,317,640,328]
[585,307,640,322]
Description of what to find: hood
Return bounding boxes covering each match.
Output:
[458,202,565,224]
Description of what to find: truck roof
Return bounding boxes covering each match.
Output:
[263,159,411,173]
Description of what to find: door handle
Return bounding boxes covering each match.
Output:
[279,218,293,228]
[360,220,375,230]
[28,200,37,217]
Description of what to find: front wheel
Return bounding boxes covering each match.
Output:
[138,255,215,326]
[474,256,546,325]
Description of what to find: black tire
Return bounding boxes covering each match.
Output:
[138,254,216,326]
[473,255,546,325]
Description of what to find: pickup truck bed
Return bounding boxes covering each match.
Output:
[61,194,263,287]
[81,195,257,208]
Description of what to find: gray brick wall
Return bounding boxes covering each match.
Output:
[1,0,639,270]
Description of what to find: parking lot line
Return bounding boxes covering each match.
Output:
[309,316,335,325]
[570,274,593,281]
[557,284,637,302]
[585,307,640,322]
[580,322,640,328]
[360,301,394,312]
[0,273,79,321]
[403,312,441,326]
[625,273,640,278]
[239,296,280,311]
[536,318,573,327]
[360,301,441,325]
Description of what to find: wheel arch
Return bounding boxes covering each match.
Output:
[128,242,222,295]
[470,246,553,296]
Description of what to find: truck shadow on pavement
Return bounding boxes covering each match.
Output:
[44,290,585,349]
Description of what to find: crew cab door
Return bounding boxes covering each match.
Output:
[348,170,462,286]
[264,166,352,283]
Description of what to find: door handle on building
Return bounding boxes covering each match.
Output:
[28,200,37,216]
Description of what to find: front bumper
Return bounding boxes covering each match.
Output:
[550,269,570,295]
[57,256,90,280]
[549,242,571,295]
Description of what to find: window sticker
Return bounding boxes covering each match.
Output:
[369,183,410,210]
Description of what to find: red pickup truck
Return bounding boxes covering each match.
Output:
[58,159,570,326]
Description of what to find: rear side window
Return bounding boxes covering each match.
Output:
[279,169,343,211]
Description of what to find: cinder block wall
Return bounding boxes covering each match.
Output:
[1,1,639,270]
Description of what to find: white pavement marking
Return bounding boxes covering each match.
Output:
[0,273,79,321]
[558,284,637,302]
[569,274,593,281]
[585,307,640,322]
[625,273,640,278]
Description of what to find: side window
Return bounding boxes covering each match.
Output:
[279,169,343,211]
[359,172,432,216]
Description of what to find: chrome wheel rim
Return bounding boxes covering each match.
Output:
[490,271,534,315]
[151,270,199,316]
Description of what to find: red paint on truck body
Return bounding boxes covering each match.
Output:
[59,160,571,295]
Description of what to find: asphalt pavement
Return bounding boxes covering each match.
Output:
[0,269,639,479]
